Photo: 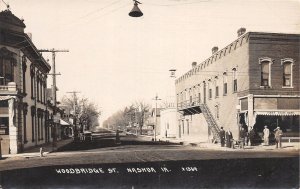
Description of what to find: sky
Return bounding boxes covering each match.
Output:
[1,0,299,124]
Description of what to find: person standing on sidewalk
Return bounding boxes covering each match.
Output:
[225,129,233,148]
[263,125,270,145]
[249,126,255,146]
[240,127,246,149]
[219,127,225,147]
[274,126,283,148]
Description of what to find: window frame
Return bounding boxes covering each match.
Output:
[259,57,273,88]
[281,58,294,88]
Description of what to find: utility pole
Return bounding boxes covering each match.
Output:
[152,94,161,141]
[38,49,69,149]
[66,91,80,139]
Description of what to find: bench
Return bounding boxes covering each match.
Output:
[282,137,300,143]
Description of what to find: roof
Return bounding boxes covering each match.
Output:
[0,9,25,28]
[175,32,300,84]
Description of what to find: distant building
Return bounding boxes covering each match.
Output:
[160,96,178,138]
[175,29,300,142]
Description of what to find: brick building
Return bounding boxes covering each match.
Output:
[0,10,57,154]
[175,29,300,143]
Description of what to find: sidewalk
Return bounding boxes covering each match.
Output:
[2,138,73,158]
[156,136,300,152]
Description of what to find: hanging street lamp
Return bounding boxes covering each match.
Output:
[129,0,143,17]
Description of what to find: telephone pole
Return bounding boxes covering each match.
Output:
[38,49,69,149]
[152,94,161,141]
[66,91,81,139]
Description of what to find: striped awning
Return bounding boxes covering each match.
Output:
[256,111,300,116]
[0,96,14,101]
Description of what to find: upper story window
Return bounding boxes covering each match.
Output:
[259,57,273,87]
[0,47,16,86]
[215,86,219,98]
[215,104,219,119]
[223,72,228,95]
[232,68,237,92]
[281,58,294,88]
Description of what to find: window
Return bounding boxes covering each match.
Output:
[0,58,15,85]
[0,117,9,135]
[215,105,219,119]
[223,83,227,95]
[209,89,212,99]
[223,72,228,95]
[30,66,35,99]
[36,74,40,102]
[232,68,237,92]
[281,58,294,87]
[283,63,291,86]
[31,106,35,142]
[261,62,269,86]
[259,57,273,87]
[215,86,219,98]
[22,56,27,94]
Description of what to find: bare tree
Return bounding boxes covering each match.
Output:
[61,95,101,133]
[132,101,150,134]
[102,101,150,134]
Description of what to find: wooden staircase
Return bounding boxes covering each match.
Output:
[199,103,221,143]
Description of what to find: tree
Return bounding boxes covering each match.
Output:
[61,94,101,133]
[103,101,150,134]
[132,101,150,134]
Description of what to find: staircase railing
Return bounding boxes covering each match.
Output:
[199,103,221,143]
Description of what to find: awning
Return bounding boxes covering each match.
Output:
[60,119,71,126]
[0,96,14,101]
[255,110,300,116]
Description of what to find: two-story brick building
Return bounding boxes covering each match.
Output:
[175,29,300,143]
[0,9,56,154]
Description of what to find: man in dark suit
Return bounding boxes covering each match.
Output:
[225,129,233,148]
[240,127,246,149]
[219,127,225,147]
[274,126,283,148]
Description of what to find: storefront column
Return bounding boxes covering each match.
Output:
[247,94,255,130]
[8,98,18,154]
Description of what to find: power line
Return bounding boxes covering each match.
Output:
[145,0,210,7]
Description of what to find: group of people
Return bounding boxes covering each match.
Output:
[219,125,283,149]
[219,127,234,148]
[263,125,283,148]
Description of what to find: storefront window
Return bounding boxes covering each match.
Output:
[0,117,9,135]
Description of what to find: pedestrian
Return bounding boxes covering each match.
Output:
[240,127,246,149]
[249,126,255,146]
[225,129,233,148]
[219,127,225,147]
[274,126,283,148]
[263,125,270,145]
[244,129,249,146]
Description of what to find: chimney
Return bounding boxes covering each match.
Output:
[212,46,218,54]
[237,27,246,37]
[192,62,197,68]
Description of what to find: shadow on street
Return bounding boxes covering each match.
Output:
[57,136,180,152]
